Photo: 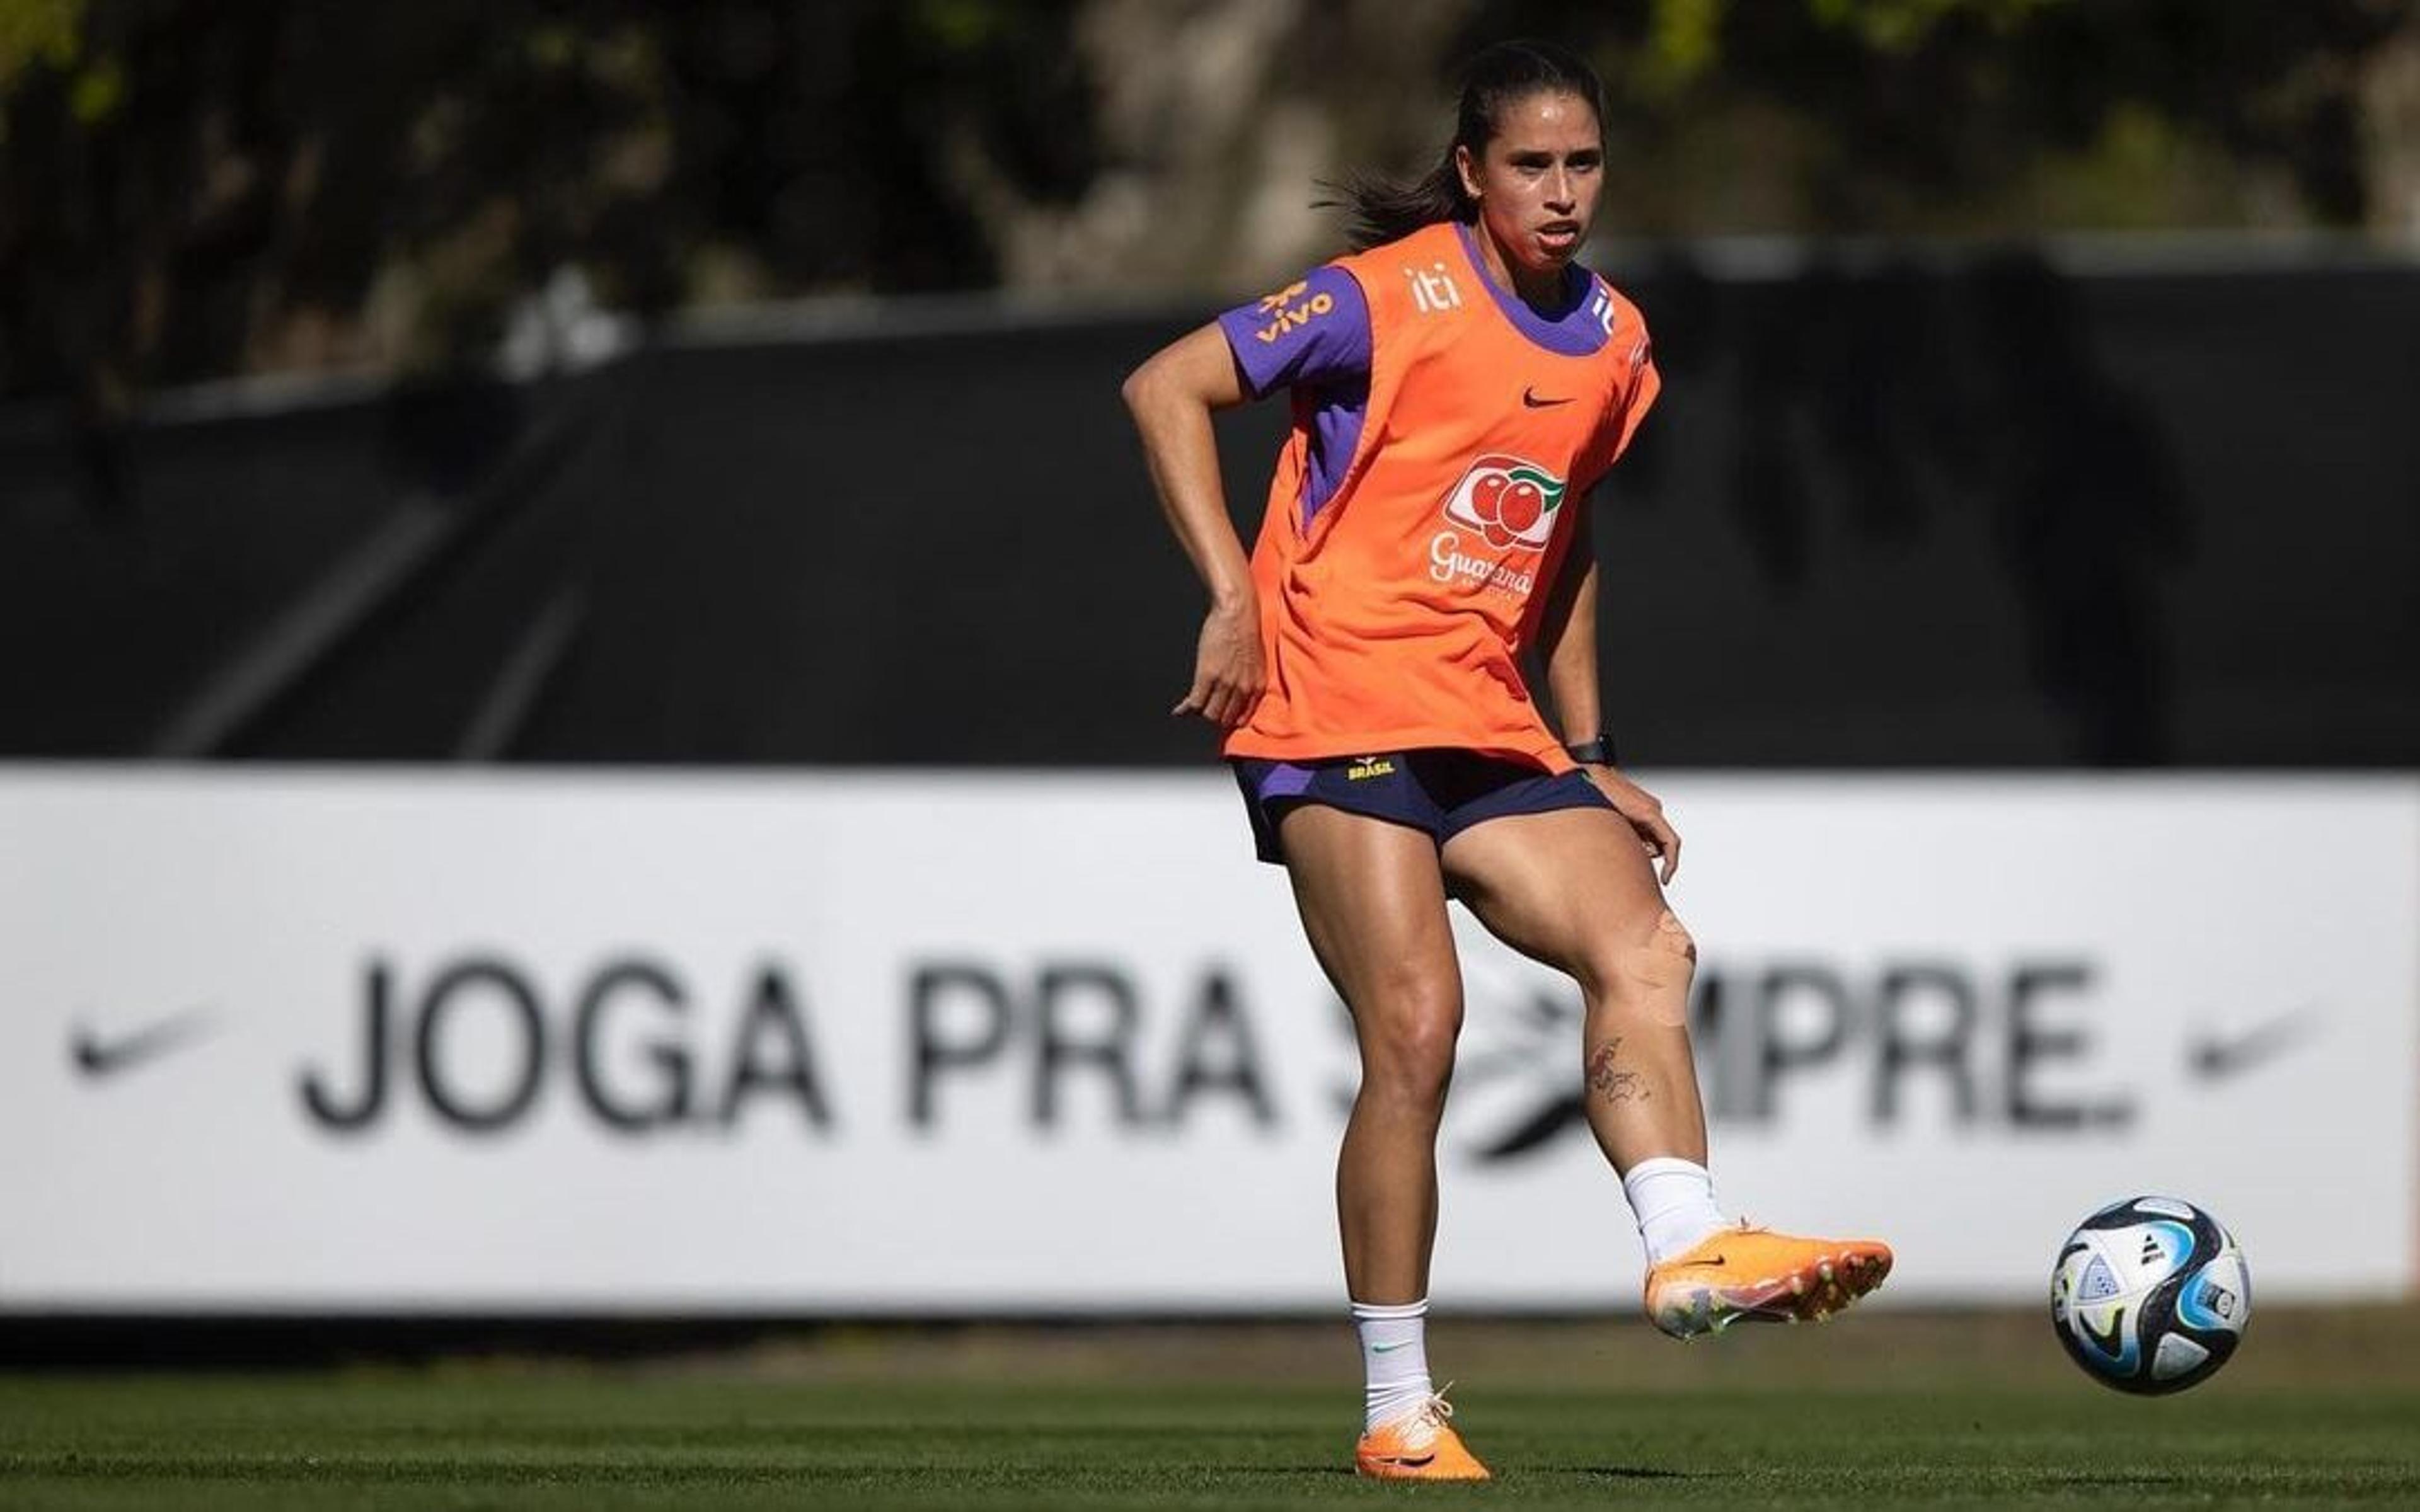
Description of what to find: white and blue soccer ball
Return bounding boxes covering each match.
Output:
[2049,1195,2250,1395]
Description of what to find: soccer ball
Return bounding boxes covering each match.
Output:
[2049,1195,2250,1395]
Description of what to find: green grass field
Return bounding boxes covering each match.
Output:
[7,1307,2420,1509]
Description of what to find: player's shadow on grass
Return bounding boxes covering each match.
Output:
[1291,1465,1696,1479]
[2020,1470,2201,1489]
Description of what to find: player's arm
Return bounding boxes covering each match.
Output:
[1537,495,1681,882]
[1536,497,1604,753]
[1122,324,1262,728]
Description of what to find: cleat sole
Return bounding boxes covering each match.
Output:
[1647,1240,1893,1337]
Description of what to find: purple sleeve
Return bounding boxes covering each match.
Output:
[1215,266,1372,398]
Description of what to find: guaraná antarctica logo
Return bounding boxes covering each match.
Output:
[1439,453,1566,550]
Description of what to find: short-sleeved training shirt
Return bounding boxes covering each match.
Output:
[1213,219,1660,772]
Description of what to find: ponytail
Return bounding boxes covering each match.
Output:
[1321,158,1473,251]
[1321,39,1607,252]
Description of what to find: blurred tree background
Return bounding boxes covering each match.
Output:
[3,0,2415,410]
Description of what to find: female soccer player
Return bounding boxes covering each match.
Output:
[1122,40,1890,1481]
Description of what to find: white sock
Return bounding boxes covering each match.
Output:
[1623,1156,1728,1264]
[1351,1297,1433,1433]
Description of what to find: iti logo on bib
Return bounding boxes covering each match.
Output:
[1440,454,1567,550]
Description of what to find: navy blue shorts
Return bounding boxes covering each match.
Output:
[1230,749,1616,866]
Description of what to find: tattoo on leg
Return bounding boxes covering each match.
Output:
[1587,1039,1651,1105]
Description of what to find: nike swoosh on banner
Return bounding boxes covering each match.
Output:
[1469,1091,1587,1162]
[2186,1009,2319,1080]
[72,1007,214,1079]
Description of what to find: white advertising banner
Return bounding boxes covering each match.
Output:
[2,769,2414,1312]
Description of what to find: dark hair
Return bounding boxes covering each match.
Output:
[1323,40,1607,251]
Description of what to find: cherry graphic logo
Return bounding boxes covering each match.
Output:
[1497,478,1545,535]
[1441,454,1566,551]
[1471,472,1508,523]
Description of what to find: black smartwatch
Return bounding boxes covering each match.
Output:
[1564,734,1620,767]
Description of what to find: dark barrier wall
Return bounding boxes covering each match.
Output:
[3,250,2414,767]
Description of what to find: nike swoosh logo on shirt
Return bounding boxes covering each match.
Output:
[1521,387,1573,407]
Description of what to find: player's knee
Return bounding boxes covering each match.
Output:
[1604,910,1695,1028]
[1356,988,1463,1106]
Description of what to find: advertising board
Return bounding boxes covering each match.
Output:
[3,770,2411,1311]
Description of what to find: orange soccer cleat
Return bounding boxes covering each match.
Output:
[1353,1389,1492,1482]
[1644,1222,1893,1339]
